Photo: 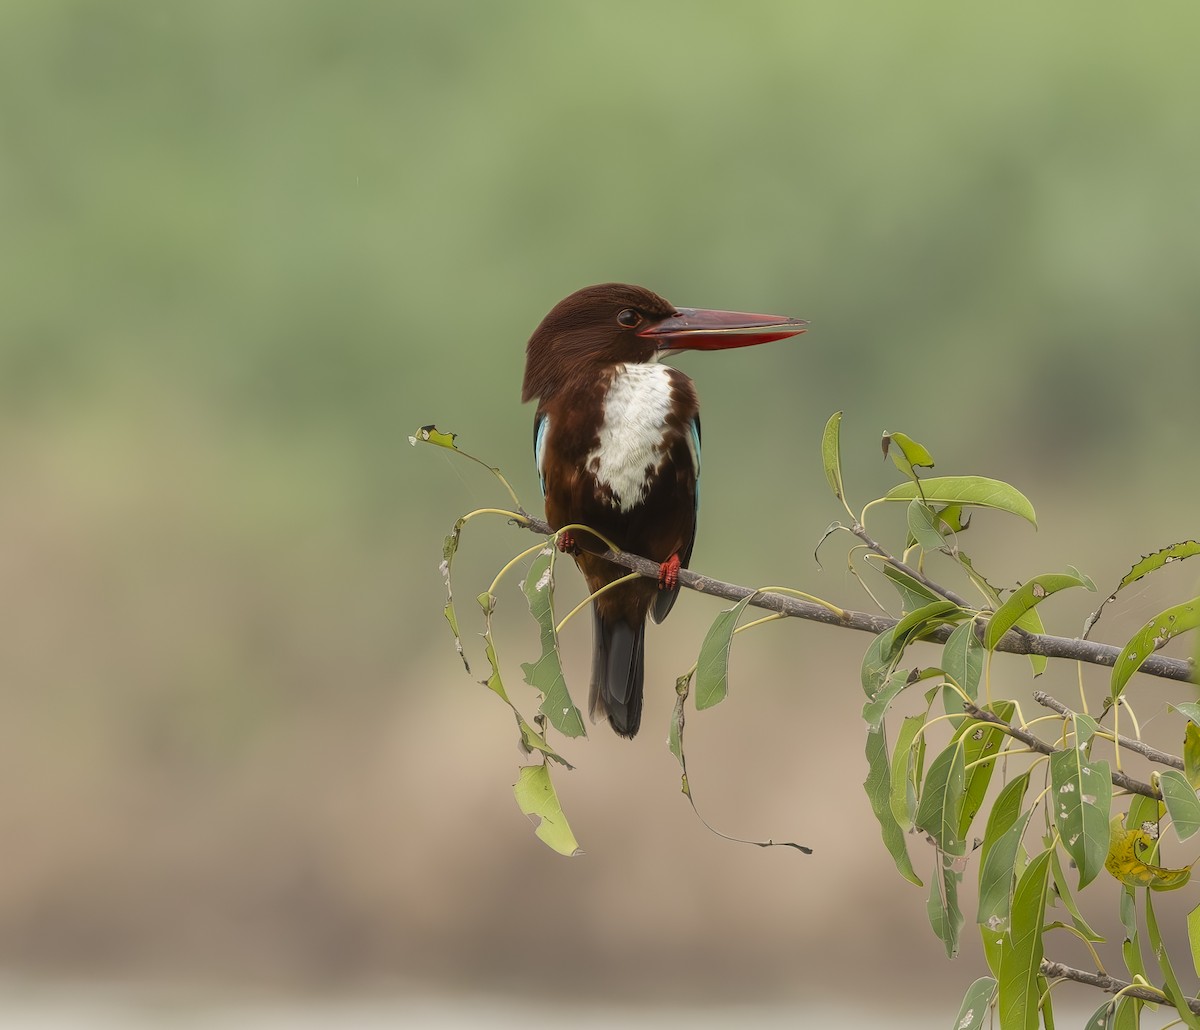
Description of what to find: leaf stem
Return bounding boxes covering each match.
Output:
[554,572,641,636]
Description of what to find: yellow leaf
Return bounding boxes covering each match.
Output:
[1105,814,1191,891]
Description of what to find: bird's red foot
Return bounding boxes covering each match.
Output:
[556,531,579,555]
[658,554,681,591]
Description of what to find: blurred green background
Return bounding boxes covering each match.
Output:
[2,0,1198,1022]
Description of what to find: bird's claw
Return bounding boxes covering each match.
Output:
[658,554,681,591]
[556,531,579,556]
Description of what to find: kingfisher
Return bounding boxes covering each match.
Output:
[521,283,807,738]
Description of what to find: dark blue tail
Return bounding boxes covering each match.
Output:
[589,609,645,738]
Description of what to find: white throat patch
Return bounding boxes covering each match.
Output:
[586,363,675,511]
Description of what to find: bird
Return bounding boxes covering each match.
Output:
[521,283,807,738]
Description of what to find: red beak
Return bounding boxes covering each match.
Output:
[637,306,808,351]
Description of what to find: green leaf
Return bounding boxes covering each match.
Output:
[906,500,948,554]
[1049,846,1105,942]
[884,475,1037,527]
[984,572,1095,650]
[513,765,581,857]
[695,594,754,710]
[1146,891,1200,1030]
[867,555,942,611]
[1189,902,1200,978]
[1049,749,1112,889]
[936,503,971,535]
[861,626,901,696]
[952,976,997,1030]
[1177,701,1200,725]
[980,773,1031,871]
[821,410,846,503]
[940,620,984,726]
[927,858,964,958]
[1084,998,1140,1030]
[956,701,1014,840]
[1160,769,1200,842]
[864,724,922,886]
[1014,607,1049,677]
[915,740,966,858]
[893,599,964,641]
[889,714,925,829]
[1072,711,1100,752]
[1085,539,1200,637]
[1111,596,1200,701]
[978,805,1033,934]
[882,430,935,481]
[1120,886,1147,985]
[1186,722,1200,790]
[999,848,1052,1030]
[862,669,912,731]
[942,621,983,701]
[520,548,586,738]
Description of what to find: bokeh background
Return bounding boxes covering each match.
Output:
[2,1,1199,1025]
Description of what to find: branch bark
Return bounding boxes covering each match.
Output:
[516,515,1196,685]
[1033,690,1185,772]
[962,702,1160,800]
[1040,959,1194,1014]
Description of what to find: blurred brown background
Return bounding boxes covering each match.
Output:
[1,1,1198,1023]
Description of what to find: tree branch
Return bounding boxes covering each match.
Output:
[850,521,976,610]
[1039,959,1194,1014]
[1033,690,1185,772]
[516,516,1196,685]
[962,702,1160,800]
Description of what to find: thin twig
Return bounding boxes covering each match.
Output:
[1033,690,1185,772]
[516,516,1196,685]
[963,702,1160,800]
[851,521,976,610]
[1039,959,1192,1014]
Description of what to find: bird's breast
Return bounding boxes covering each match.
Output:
[586,363,681,513]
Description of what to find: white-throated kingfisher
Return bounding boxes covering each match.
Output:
[522,284,807,738]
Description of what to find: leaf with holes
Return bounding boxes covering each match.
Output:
[952,976,997,1030]
[1084,540,1200,637]
[513,765,580,857]
[984,572,1094,650]
[1105,814,1190,890]
[520,547,585,737]
[1111,597,1200,701]
[1049,748,1112,889]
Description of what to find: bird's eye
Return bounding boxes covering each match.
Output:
[616,309,641,329]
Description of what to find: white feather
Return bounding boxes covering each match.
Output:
[587,364,675,512]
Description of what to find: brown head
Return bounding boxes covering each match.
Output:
[521,282,807,403]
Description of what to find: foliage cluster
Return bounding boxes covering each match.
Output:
[416,417,1200,1028]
